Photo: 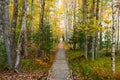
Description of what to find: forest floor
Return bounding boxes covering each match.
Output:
[62,42,120,80]
[0,43,58,80]
[66,48,120,80]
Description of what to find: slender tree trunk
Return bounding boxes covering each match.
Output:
[24,0,28,57]
[99,0,103,50]
[37,0,45,57]
[95,0,100,58]
[92,36,95,61]
[64,0,68,42]
[40,0,45,30]
[112,0,117,74]
[30,0,34,45]
[15,27,24,71]
[117,8,120,54]
[91,0,95,61]
[10,0,18,67]
[0,0,4,37]
[83,0,88,59]
[0,0,4,51]
[3,0,14,69]
[15,0,27,71]
[67,1,72,41]
[85,35,88,59]
[73,0,77,50]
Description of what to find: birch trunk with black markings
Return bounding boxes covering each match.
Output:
[111,0,117,74]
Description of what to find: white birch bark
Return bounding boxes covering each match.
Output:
[64,0,68,42]
[112,0,117,74]
[15,27,24,70]
[15,0,27,70]
[24,0,28,57]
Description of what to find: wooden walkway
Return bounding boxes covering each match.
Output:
[47,43,72,80]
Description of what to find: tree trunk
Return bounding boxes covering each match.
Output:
[83,0,88,59]
[64,0,68,42]
[0,0,4,38]
[0,0,4,52]
[29,0,34,46]
[92,36,95,61]
[3,0,14,69]
[37,0,45,57]
[72,0,77,50]
[117,8,120,54]
[111,0,117,74]
[85,35,88,59]
[15,0,27,70]
[10,0,18,67]
[23,0,28,57]
[15,27,24,71]
[99,1,103,50]
[91,0,95,61]
[95,0,100,58]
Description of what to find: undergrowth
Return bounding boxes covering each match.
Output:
[66,50,120,80]
[0,43,57,79]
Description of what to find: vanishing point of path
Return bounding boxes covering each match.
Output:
[47,42,72,80]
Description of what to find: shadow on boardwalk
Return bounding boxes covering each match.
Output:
[47,42,72,80]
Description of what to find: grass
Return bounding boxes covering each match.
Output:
[66,50,120,80]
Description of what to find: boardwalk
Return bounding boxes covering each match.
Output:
[47,43,72,80]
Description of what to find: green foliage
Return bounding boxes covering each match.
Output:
[20,59,49,72]
[68,17,100,51]
[41,22,53,52]
[104,29,112,49]
[32,29,40,44]
[67,50,120,80]
[0,57,8,70]
[0,41,7,70]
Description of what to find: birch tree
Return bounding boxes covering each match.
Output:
[64,0,68,42]
[3,0,14,69]
[15,0,27,71]
[112,0,117,74]
[23,0,28,57]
